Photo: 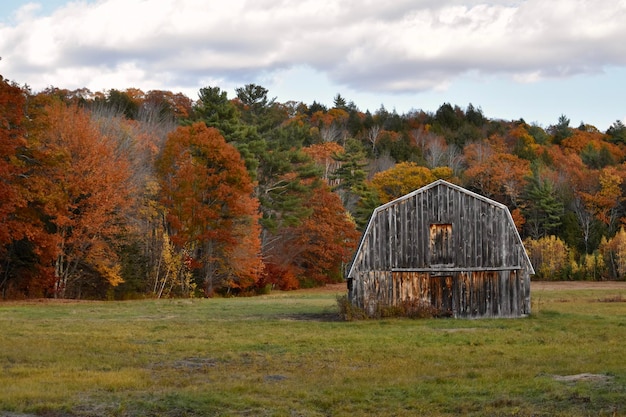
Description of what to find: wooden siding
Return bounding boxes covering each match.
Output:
[348,269,530,318]
[347,180,533,318]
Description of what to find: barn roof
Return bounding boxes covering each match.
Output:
[347,179,534,277]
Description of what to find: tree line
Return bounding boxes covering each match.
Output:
[2,75,626,299]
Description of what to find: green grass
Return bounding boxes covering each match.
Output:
[1,287,625,416]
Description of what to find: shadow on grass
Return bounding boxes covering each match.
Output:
[274,312,343,322]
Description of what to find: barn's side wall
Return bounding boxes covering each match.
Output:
[347,181,532,318]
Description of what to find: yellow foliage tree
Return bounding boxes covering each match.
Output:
[572,252,606,281]
[370,162,435,203]
[524,236,570,280]
[599,228,626,279]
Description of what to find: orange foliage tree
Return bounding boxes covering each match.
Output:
[579,166,626,234]
[302,142,344,187]
[463,141,531,207]
[292,185,360,284]
[31,102,134,298]
[157,122,263,295]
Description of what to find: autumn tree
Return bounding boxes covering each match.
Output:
[524,236,570,280]
[579,166,625,235]
[28,102,134,298]
[89,103,178,298]
[302,142,344,187]
[0,77,26,246]
[291,185,360,284]
[463,139,531,207]
[262,184,359,288]
[0,76,35,296]
[142,90,193,121]
[157,122,262,295]
[370,162,436,203]
[599,228,626,279]
[310,107,349,144]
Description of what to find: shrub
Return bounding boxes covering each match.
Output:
[337,295,440,320]
[336,295,368,321]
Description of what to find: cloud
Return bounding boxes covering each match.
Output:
[1,0,625,97]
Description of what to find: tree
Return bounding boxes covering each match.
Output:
[465,103,485,127]
[579,166,625,235]
[302,142,344,187]
[309,108,349,144]
[331,138,369,213]
[523,169,564,239]
[190,85,265,180]
[0,77,27,254]
[524,236,570,280]
[548,114,572,144]
[235,84,276,125]
[142,90,193,121]
[463,142,531,207]
[599,228,626,279]
[606,119,626,144]
[370,162,436,203]
[333,94,348,110]
[33,102,134,298]
[157,122,262,295]
[97,89,140,119]
[263,184,359,288]
[191,86,240,137]
[291,185,360,285]
[0,77,35,296]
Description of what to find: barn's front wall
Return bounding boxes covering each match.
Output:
[347,180,533,318]
[349,269,530,318]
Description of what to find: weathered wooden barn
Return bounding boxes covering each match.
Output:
[346,180,533,318]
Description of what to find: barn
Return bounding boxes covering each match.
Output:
[346,179,533,318]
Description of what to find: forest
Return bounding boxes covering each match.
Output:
[2,74,626,299]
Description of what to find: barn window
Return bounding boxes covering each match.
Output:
[429,223,453,266]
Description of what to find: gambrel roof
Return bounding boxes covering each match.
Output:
[347,179,534,278]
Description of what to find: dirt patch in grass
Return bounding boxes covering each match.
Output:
[551,373,613,383]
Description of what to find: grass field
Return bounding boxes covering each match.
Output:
[1,282,625,417]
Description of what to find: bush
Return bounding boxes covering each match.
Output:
[336,295,368,321]
[336,295,440,320]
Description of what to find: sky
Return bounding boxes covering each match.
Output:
[1,0,625,131]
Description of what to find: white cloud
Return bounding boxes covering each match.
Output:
[1,0,626,101]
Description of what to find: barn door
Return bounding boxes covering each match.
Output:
[429,223,453,266]
[430,275,453,317]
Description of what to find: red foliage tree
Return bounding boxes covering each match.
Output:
[263,184,359,289]
[157,122,263,295]
[0,77,27,251]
